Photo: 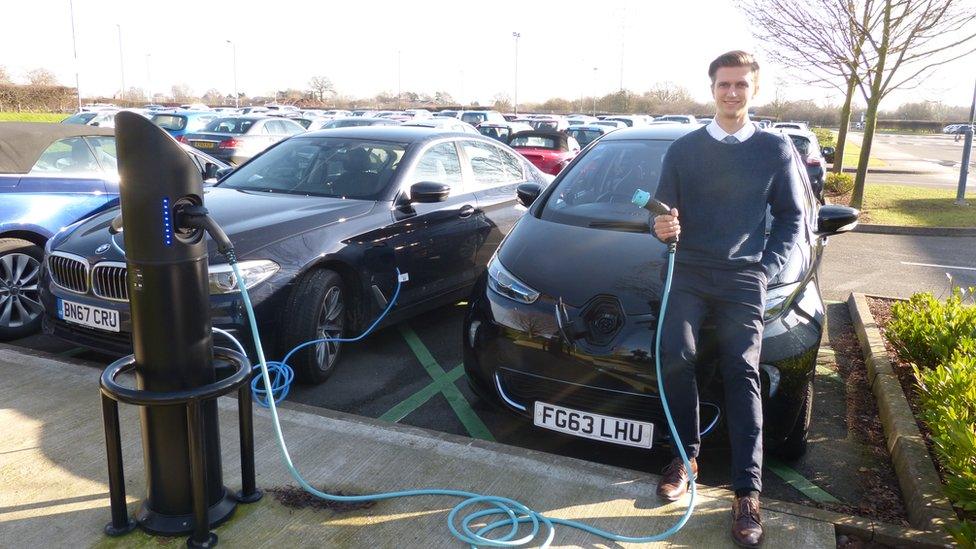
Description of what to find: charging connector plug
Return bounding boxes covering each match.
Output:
[175,205,235,259]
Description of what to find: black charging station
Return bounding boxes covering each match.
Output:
[98,112,261,547]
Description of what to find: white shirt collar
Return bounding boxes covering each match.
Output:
[706,117,756,143]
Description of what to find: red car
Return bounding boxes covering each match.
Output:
[508,131,581,175]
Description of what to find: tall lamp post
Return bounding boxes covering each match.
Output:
[512,32,520,115]
[226,40,238,108]
[592,67,598,116]
[145,53,152,105]
[955,77,976,206]
[117,24,125,102]
[68,0,81,111]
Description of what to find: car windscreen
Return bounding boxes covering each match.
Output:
[217,136,406,200]
[540,139,671,232]
[510,135,558,149]
[63,112,98,124]
[567,129,602,146]
[203,118,255,134]
[151,114,187,131]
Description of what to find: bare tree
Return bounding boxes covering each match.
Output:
[308,76,334,102]
[0,66,11,85]
[845,0,976,208]
[26,68,59,86]
[202,88,223,104]
[171,84,193,102]
[738,0,874,175]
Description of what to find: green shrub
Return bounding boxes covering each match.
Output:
[892,290,976,546]
[887,289,976,367]
[812,127,836,148]
[824,172,854,195]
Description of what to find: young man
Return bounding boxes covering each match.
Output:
[652,51,804,547]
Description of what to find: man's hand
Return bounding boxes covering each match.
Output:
[653,208,680,242]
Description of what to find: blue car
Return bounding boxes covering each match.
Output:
[150,110,219,142]
[0,122,228,339]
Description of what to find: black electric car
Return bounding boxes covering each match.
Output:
[462,125,859,458]
[40,126,548,383]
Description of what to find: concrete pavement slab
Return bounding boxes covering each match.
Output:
[0,347,836,548]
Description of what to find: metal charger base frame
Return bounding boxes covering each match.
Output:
[99,348,263,541]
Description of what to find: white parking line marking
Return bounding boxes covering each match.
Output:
[900,261,976,271]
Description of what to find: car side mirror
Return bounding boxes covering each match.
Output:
[821,147,835,163]
[90,121,100,127]
[203,162,220,181]
[516,182,543,207]
[410,182,451,203]
[816,204,859,235]
[214,167,233,180]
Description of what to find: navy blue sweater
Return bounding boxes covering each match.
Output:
[654,126,804,280]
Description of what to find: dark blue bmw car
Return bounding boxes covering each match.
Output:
[462,125,860,458]
[41,126,549,383]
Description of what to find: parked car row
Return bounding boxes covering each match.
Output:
[3,109,859,459]
[39,103,861,463]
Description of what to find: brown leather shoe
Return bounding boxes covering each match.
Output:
[655,457,697,501]
[731,495,764,547]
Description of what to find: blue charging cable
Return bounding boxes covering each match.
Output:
[224,245,695,547]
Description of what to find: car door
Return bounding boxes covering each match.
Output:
[387,140,483,305]
[459,139,530,272]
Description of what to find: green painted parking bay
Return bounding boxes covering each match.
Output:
[0,347,836,548]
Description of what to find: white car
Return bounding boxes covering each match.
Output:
[772,121,810,132]
[654,114,697,124]
[401,118,479,133]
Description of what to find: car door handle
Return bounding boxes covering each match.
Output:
[458,205,475,218]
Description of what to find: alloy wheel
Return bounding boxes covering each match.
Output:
[0,252,43,329]
[314,286,344,372]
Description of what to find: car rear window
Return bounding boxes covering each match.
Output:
[788,135,811,155]
[461,112,487,125]
[567,129,603,146]
[510,135,557,149]
[152,114,187,131]
[540,139,672,232]
[204,118,255,134]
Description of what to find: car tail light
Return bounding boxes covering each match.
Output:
[219,138,241,149]
[175,135,187,143]
[805,157,822,167]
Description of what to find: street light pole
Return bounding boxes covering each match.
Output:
[592,67,598,116]
[145,53,152,105]
[512,32,520,115]
[955,76,976,206]
[68,0,81,111]
[226,40,238,108]
[117,24,125,103]
[397,50,402,111]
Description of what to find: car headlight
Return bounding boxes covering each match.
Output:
[209,260,279,294]
[487,256,539,304]
[764,281,802,320]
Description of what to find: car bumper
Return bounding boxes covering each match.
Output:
[462,276,823,447]
[40,274,287,358]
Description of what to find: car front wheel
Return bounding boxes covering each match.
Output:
[277,269,345,384]
[776,378,813,460]
[0,238,45,340]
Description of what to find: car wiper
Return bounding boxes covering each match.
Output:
[587,220,650,233]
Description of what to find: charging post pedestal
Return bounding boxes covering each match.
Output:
[98,112,261,547]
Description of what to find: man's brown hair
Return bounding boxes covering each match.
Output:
[708,50,760,84]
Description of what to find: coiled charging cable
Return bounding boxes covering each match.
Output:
[221,243,695,547]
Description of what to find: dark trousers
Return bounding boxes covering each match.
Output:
[659,262,767,493]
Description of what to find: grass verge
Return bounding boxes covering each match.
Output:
[829,183,976,227]
[841,139,886,168]
[0,112,68,123]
